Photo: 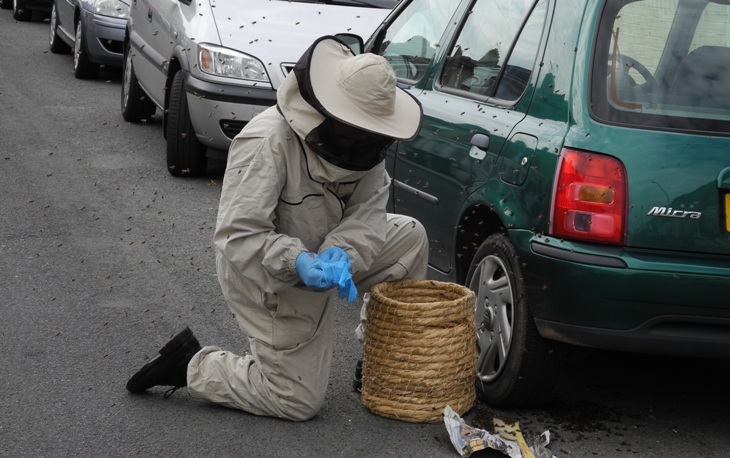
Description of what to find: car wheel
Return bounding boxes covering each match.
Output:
[13,0,32,21]
[49,3,72,54]
[165,71,207,177]
[121,43,156,123]
[0,0,13,11]
[73,19,100,79]
[466,232,566,407]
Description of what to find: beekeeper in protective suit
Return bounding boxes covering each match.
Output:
[126,36,429,421]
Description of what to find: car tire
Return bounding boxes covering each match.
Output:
[466,232,566,407]
[165,71,207,177]
[121,43,156,123]
[0,0,13,11]
[49,3,72,54]
[13,0,32,21]
[73,19,100,79]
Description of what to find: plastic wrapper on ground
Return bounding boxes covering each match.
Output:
[443,405,556,458]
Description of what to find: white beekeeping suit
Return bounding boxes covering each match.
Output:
[124,36,428,421]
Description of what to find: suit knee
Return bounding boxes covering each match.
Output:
[282,388,326,421]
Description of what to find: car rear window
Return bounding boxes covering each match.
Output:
[591,0,730,135]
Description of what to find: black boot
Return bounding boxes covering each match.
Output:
[352,359,363,393]
[126,327,202,394]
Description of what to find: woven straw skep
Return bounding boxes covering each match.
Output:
[361,279,477,423]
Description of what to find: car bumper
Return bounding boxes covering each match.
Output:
[511,229,730,357]
[184,73,278,153]
[80,12,127,67]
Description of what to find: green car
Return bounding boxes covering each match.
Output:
[360,0,730,406]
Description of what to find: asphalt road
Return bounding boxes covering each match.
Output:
[2,9,730,458]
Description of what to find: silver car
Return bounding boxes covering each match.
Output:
[120,0,396,177]
[1,0,51,21]
[49,0,129,79]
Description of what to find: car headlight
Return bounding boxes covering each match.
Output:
[198,43,269,83]
[93,0,129,18]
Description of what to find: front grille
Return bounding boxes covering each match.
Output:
[220,119,248,139]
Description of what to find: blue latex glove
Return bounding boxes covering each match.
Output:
[321,261,358,303]
[295,252,327,289]
[319,247,350,264]
[320,248,358,303]
[297,250,358,302]
[338,274,358,303]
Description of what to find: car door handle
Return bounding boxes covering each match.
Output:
[469,133,490,160]
[148,8,153,22]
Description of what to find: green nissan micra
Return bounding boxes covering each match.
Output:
[360,0,730,406]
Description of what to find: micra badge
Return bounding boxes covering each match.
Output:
[647,206,702,219]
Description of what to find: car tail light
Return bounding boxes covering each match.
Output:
[550,148,627,245]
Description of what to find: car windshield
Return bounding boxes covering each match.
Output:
[283,0,398,7]
[591,0,730,135]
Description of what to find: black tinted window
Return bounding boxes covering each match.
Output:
[439,0,545,101]
[494,0,547,100]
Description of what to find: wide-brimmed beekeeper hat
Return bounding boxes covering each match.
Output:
[292,35,422,141]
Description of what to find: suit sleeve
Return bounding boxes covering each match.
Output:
[214,135,307,293]
[319,163,390,275]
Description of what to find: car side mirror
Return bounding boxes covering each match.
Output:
[336,33,364,55]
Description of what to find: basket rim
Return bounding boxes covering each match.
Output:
[370,279,475,309]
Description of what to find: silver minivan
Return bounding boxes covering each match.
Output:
[121,0,396,176]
